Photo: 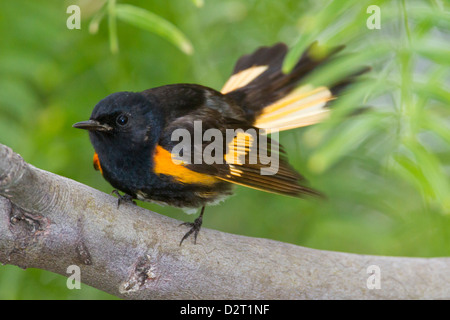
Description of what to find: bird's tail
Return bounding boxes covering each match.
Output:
[222,42,369,132]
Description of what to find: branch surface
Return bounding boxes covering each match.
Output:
[0,143,449,299]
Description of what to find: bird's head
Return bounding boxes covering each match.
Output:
[73,91,164,155]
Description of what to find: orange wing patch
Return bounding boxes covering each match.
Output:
[153,145,219,186]
[93,152,103,175]
[254,85,334,133]
[224,130,255,165]
[221,65,268,94]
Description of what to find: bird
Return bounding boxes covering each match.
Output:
[73,42,368,245]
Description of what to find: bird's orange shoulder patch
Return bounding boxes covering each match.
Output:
[93,152,103,175]
[153,145,218,186]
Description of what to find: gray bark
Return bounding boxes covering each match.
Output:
[0,142,449,299]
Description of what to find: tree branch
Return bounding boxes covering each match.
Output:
[0,142,449,299]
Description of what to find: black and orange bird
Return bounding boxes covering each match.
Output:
[73,42,367,244]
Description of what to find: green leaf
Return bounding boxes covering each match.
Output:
[89,4,106,35]
[416,45,450,66]
[108,0,119,54]
[307,115,380,173]
[115,4,193,55]
[282,0,370,73]
[414,82,450,105]
[191,0,204,8]
[392,142,450,212]
[283,35,316,73]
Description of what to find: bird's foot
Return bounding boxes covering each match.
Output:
[179,206,205,245]
[111,190,136,208]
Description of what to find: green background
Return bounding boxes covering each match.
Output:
[0,0,449,299]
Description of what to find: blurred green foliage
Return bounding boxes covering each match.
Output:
[0,0,449,299]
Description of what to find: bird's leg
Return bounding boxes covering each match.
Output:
[179,206,205,245]
[111,189,136,208]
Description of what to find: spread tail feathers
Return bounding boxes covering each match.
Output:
[222,42,369,132]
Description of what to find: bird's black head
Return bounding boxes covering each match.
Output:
[74,91,164,147]
[73,91,165,189]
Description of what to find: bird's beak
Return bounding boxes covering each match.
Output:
[72,120,113,132]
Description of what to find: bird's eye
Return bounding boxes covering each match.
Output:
[116,114,128,126]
